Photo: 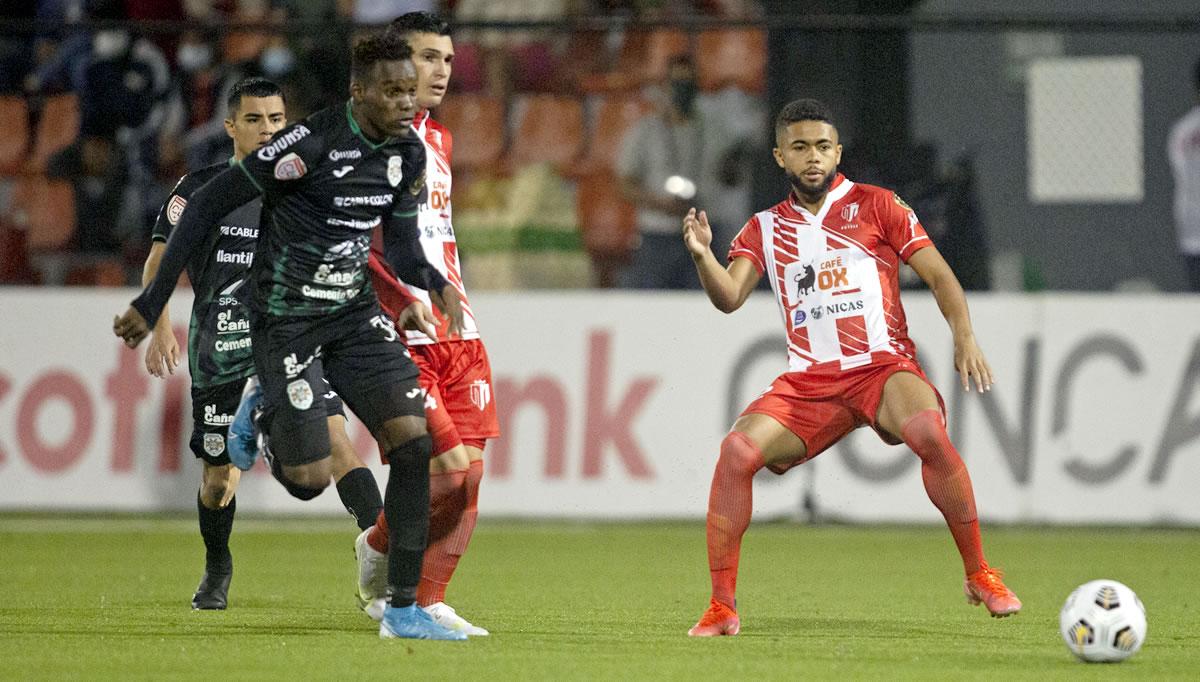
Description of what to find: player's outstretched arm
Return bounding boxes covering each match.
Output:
[380,210,464,337]
[140,242,178,377]
[683,208,759,313]
[113,168,259,348]
[907,246,994,393]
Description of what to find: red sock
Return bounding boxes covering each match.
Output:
[901,409,984,574]
[706,431,764,609]
[366,508,389,554]
[418,460,482,606]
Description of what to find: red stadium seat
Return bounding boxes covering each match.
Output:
[510,95,583,169]
[433,94,505,173]
[577,170,637,288]
[577,95,652,175]
[11,175,75,250]
[64,257,126,286]
[28,94,79,172]
[696,29,766,93]
[0,97,29,173]
[448,42,485,93]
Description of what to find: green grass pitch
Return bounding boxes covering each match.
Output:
[1,516,1197,680]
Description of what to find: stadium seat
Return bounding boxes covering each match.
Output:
[434,94,505,173]
[619,29,690,85]
[11,175,75,250]
[0,97,29,173]
[510,95,584,169]
[28,94,79,172]
[63,257,126,286]
[576,95,652,175]
[696,29,766,92]
[448,42,485,93]
[577,170,636,287]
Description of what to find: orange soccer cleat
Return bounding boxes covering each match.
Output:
[688,598,741,636]
[964,564,1022,617]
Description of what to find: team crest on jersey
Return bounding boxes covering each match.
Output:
[287,378,314,410]
[203,433,226,457]
[469,380,492,411]
[387,155,403,187]
[166,195,188,225]
[840,202,859,222]
[274,152,308,181]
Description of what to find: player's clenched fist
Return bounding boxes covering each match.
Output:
[113,307,150,348]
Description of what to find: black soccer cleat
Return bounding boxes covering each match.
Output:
[191,571,232,610]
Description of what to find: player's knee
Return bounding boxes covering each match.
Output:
[199,480,234,509]
[376,416,427,454]
[900,408,948,457]
[386,434,433,471]
[720,431,766,473]
[278,462,331,499]
[430,444,469,473]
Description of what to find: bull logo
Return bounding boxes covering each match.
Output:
[794,264,816,296]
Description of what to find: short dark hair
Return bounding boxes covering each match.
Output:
[351,32,414,83]
[774,98,835,138]
[226,76,284,116]
[387,11,452,39]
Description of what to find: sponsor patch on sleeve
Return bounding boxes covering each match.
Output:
[893,193,913,211]
[274,152,308,181]
[166,195,188,225]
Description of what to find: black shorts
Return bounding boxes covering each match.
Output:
[251,302,425,467]
[190,377,345,466]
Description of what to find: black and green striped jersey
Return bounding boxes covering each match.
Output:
[152,161,260,389]
[234,101,426,318]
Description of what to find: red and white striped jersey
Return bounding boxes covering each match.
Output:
[729,174,932,373]
[399,110,480,345]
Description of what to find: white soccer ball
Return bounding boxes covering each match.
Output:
[1059,579,1147,663]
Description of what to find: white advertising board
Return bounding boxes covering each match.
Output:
[1,289,1198,524]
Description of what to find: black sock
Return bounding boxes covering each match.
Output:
[385,435,432,608]
[336,466,384,531]
[197,491,235,575]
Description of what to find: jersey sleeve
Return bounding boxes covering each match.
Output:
[151,174,200,243]
[879,191,932,262]
[728,214,766,275]
[233,121,324,195]
[367,243,420,321]
[392,140,427,218]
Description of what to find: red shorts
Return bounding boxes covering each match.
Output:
[741,356,944,472]
[379,338,500,461]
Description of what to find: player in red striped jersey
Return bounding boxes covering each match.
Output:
[684,99,1021,636]
[352,12,498,637]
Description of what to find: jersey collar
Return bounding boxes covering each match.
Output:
[345,100,393,150]
[787,173,849,214]
[413,109,429,135]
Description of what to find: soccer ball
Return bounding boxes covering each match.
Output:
[1059,579,1147,662]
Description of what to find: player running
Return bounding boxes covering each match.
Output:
[140,77,388,610]
[350,11,499,637]
[115,33,467,641]
[683,99,1021,637]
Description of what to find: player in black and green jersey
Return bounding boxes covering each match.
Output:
[117,34,466,640]
[141,77,386,612]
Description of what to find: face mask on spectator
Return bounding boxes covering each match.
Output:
[669,79,698,116]
[259,46,295,78]
[93,30,131,59]
[177,44,213,73]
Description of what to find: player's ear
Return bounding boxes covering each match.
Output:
[835,143,843,164]
[223,117,236,141]
[772,146,785,169]
[349,78,364,103]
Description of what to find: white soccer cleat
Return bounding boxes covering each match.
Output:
[354,529,388,610]
[364,597,387,622]
[422,602,489,636]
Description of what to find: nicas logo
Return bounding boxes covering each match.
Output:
[810,299,864,320]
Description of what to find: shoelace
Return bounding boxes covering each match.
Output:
[973,567,1013,596]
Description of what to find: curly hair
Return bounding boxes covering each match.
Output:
[351,32,414,84]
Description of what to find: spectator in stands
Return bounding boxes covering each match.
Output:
[455,0,578,96]
[1169,56,1200,292]
[616,54,752,289]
